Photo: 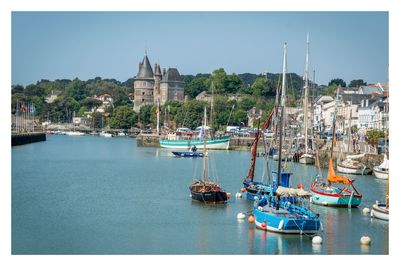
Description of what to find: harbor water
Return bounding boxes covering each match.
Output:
[12,135,389,254]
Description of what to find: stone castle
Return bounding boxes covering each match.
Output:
[133,54,185,112]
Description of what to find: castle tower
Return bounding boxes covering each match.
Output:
[133,54,155,112]
[154,63,162,104]
[160,68,185,105]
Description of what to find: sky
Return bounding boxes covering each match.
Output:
[12,12,388,86]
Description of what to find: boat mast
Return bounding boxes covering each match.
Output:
[156,97,160,135]
[304,33,310,154]
[277,42,287,187]
[311,69,315,151]
[203,107,208,183]
[210,82,214,136]
[330,87,340,159]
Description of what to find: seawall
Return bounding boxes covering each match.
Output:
[12,132,46,146]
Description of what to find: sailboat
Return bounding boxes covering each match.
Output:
[299,33,315,165]
[373,96,389,179]
[253,43,321,234]
[189,107,228,203]
[160,83,230,150]
[310,88,362,207]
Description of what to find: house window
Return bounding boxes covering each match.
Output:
[142,91,145,95]
[142,99,144,102]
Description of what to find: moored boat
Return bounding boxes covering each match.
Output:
[371,202,389,221]
[299,153,315,164]
[189,107,228,204]
[337,158,369,175]
[160,135,230,150]
[172,151,204,157]
[373,154,389,180]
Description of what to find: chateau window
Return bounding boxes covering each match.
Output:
[142,99,144,102]
[142,91,145,95]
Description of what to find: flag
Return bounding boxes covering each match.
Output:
[199,126,204,141]
[156,100,161,114]
[30,103,35,113]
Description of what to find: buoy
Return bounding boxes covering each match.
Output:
[360,236,371,245]
[189,194,192,197]
[362,207,370,214]
[257,206,262,211]
[297,183,304,189]
[227,192,231,199]
[248,215,255,223]
[241,187,246,193]
[237,212,246,219]
[261,222,267,228]
[235,192,242,198]
[312,236,323,245]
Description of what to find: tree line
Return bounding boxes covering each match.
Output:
[11,70,367,131]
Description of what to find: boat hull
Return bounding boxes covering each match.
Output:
[371,204,389,221]
[373,166,388,180]
[253,206,320,234]
[310,183,362,207]
[190,190,227,203]
[160,136,230,150]
[299,154,315,164]
[337,163,366,175]
[273,154,291,161]
[172,151,204,157]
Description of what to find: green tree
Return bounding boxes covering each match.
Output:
[12,84,24,94]
[324,84,338,97]
[366,130,385,147]
[208,68,227,94]
[224,73,242,94]
[251,77,273,97]
[232,110,248,126]
[109,105,138,129]
[138,104,153,128]
[185,76,208,99]
[64,78,87,101]
[328,78,346,87]
[238,96,256,111]
[79,98,103,110]
[349,79,367,87]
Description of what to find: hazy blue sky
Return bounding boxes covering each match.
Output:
[12,12,388,86]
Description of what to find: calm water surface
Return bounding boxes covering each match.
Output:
[12,135,389,254]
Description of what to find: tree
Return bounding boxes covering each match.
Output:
[224,73,242,94]
[238,96,256,111]
[185,76,208,99]
[12,84,24,94]
[109,105,138,129]
[349,79,367,87]
[24,84,46,97]
[138,104,153,128]
[324,84,338,97]
[232,110,248,126]
[208,68,227,94]
[64,78,87,101]
[251,77,273,97]
[79,98,103,110]
[328,78,346,87]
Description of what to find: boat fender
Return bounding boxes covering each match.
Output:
[370,209,374,217]
[360,236,371,245]
[257,206,262,211]
[235,192,242,198]
[248,215,255,223]
[261,222,267,228]
[312,236,323,245]
[362,207,370,215]
[237,212,246,220]
[227,193,231,199]
[240,187,246,193]
[278,220,284,230]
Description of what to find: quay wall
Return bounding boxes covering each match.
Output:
[136,134,161,147]
[12,132,46,146]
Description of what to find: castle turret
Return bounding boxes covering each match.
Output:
[133,54,155,112]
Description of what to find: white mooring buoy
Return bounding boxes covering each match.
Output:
[235,192,242,198]
[237,212,246,219]
[360,236,371,245]
[362,207,370,214]
[312,235,323,245]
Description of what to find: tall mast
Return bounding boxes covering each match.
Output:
[330,87,340,159]
[156,97,160,135]
[277,43,287,187]
[203,107,208,182]
[304,33,310,153]
[311,69,315,150]
[210,82,214,134]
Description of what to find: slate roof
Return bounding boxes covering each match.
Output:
[135,55,154,79]
[161,68,184,83]
[341,93,372,105]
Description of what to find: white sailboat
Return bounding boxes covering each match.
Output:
[299,33,315,165]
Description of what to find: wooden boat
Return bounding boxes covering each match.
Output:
[373,154,389,180]
[299,153,315,164]
[309,161,362,207]
[337,158,368,175]
[253,189,320,234]
[310,87,362,208]
[189,107,228,204]
[371,202,389,221]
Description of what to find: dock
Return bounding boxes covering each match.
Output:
[12,132,46,146]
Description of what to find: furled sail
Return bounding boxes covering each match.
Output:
[276,186,312,198]
[379,154,389,170]
[327,159,352,184]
